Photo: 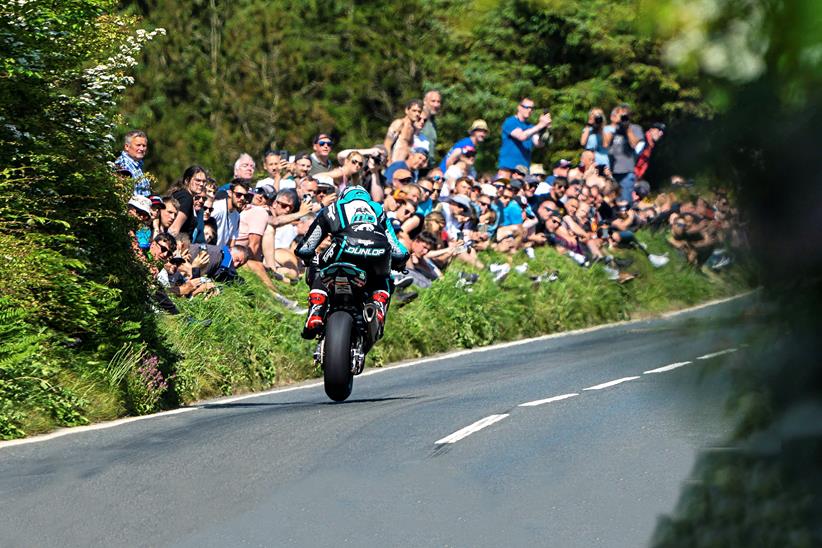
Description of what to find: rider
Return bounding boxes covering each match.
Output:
[296,185,409,339]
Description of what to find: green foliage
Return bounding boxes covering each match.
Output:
[0,2,166,437]
[121,0,710,184]
[158,245,746,401]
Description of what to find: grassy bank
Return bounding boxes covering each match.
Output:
[161,232,754,406]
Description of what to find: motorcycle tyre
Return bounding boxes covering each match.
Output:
[323,311,354,402]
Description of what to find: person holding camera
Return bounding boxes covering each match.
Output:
[497,97,552,178]
[602,104,645,204]
[580,107,610,169]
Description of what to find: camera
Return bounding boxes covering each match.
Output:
[169,256,185,266]
[593,114,603,125]
[620,114,630,124]
[595,164,606,176]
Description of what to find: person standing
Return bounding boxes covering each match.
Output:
[114,130,150,196]
[602,104,645,203]
[440,119,489,172]
[497,98,552,178]
[420,90,442,169]
[309,133,335,176]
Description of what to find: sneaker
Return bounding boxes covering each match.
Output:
[524,247,536,260]
[547,271,559,282]
[493,263,511,283]
[568,251,587,266]
[603,265,620,281]
[489,263,506,273]
[394,275,414,291]
[617,271,637,284]
[648,253,670,268]
[514,263,528,274]
[394,290,418,306]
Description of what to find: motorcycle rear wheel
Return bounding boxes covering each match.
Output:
[323,311,354,402]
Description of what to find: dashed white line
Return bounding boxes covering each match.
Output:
[644,361,692,374]
[518,393,579,407]
[583,376,641,391]
[696,348,737,360]
[435,414,509,445]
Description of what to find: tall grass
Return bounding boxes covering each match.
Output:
[159,243,753,404]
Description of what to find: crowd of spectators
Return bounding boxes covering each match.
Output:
[118,92,741,314]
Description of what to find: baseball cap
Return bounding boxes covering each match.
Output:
[411,147,429,158]
[468,119,489,133]
[509,179,524,190]
[253,183,277,200]
[314,174,335,189]
[461,145,476,156]
[127,195,152,216]
[513,164,529,176]
[148,195,166,209]
[554,159,572,169]
[480,183,498,198]
[534,182,552,195]
[448,194,473,211]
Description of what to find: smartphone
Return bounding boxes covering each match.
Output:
[278,150,289,159]
[288,155,295,163]
[302,194,313,204]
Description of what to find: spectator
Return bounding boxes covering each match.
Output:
[444,146,477,186]
[384,99,423,163]
[529,163,547,181]
[234,153,256,180]
[315,151,366,191]
[154,195,179,236]
[384,146,427,186]
[309,133,335,176]
[602,104,645,203]
[211,178,250,247]
[497,98,552,177]
[406,231,444,288]
[634,123,665,179]
[114,130,150,196]
[168,165,208,242]
[259,150,287,190]
[127,194,154,251]
[580,107,610,169]
[440,119,489,172]
[184,242,250,282]
[420,90,442,168]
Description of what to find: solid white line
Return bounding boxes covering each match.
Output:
[435,414,509,445]
[583,376,641,391]
[644,361,692,374]
[696,348,737,360]
[0,407,198,449]
[518,393,579,407]
[0,292,754,451]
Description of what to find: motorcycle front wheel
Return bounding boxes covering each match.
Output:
[323,311,354,402]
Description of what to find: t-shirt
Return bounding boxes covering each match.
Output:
[172,189,196,237]
[439,136,473,172]
[498,116,534,170]
[236,205,269,250]
[606,124,644,174]
[420,117,437,167]
[275,224,298,249]
[309,153,333,176]
[383,161,414,185]
[500,200,525,227]
[210,197,240,248]
[584,132,611,168]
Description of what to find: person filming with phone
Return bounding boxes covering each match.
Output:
[602,104,645,204]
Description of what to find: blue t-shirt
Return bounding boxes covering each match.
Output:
[416,197,433,216]
[383,161,415,186]
[498,116,534,170]
[584,132,611,168]
[439,136,474,172]
[500,200,524,226]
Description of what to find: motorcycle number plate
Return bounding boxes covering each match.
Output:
[334,276,353,294]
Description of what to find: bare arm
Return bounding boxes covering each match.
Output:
[510,112,551,142]
[627,125,643,148]
[383,118,403,155]
[603,126,615,148]
[246,233,262,258]
[168,210,188,237]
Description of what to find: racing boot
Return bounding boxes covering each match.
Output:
[301,289,328,339]
[370,289,391,334]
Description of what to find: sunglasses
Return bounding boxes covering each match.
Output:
[204,207,214,213]
[193,195,206,202]
[396,177,413,184]
[480,201,491,207]
[157,244,170,255]
[520,104,535,110]
[275,201,292,208]
[233,191,250,200]
[317,140,333,147]
[500,194,514,200]
[349,158,363,166]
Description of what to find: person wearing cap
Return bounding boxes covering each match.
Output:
[309,133,335,176]
[443,145,477,186]
[384,146,427,188]
[420,90,442,168]
[114,130,150,196]
[384,99,423,163]
[497,98,552,178]
[634,123,665,180]
[529,163,547,180]
[439,119,489,172]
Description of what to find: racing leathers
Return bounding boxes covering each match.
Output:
[296,186,409,339]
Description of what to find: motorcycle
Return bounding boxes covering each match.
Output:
[312,262,383,402]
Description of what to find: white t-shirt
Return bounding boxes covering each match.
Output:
[210,197,240,248]
[275,224,298,249]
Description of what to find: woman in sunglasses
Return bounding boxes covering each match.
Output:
[168,165,208,243]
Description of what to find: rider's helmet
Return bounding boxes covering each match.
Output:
[338,185,371,203]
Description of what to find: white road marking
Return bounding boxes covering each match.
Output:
[519,393,579,407]
[644,361,692,374]
[696,348,737,360]
[0,292,754,451]
[583,376,641,391]
[435,414,509,445]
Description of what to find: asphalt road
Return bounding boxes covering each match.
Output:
[0,295,759,547]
